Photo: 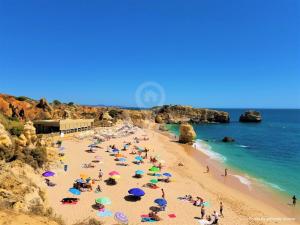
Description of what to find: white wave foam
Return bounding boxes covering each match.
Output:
[238,145,249,148]
[193,140,226,162]
[232,175,252,188]
[256,178,286,192]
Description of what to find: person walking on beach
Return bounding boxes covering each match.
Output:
[98,169,103,181]
[161,188,165,199]
[200,205,205,219]
[206,166,209,173]
[220,202,224,217]
[224,168,228,176]
[292,195,297,206]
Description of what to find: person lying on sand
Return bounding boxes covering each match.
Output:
[148,212,161,221]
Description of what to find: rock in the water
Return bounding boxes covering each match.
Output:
[222,136,235,142]
[179,123,196,144]
[239,111,262,122]
[36,98,53,112]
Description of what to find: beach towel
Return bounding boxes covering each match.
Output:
[97,210,112,217]
[168,214,176,218]
[141,218,156,222]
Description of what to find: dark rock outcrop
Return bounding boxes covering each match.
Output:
[153,105,229,124]
[239,111,262,122]
[222,136,235,142]
[36,98,53,112]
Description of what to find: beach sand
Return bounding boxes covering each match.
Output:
[46,124,300,225]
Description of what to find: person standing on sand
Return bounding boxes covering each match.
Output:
[224,168,228,176]
[220,202,223,217]
[206,166,209,173]
[200,205,205,219]
[161,188,165,199]
[292,195,297,206]
[98,169,103,181]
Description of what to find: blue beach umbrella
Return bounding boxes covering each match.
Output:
[75,178,85,183]
[154,198,167,206]
[69,188,81,195]
[112,148,119,153]
[42,171,55,177]
[163,173,172,177]
[128,188,145,197]
[135,170,144,175]
[135,156,143,161]
[118,158,127,162]
[154,173,162,177]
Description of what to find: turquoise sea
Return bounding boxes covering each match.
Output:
[167,109,300,198]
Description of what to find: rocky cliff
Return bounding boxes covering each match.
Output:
[154,105,229,124]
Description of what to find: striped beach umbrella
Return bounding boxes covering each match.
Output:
[114,212,128,224]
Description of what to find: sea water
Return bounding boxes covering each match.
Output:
[166,109,300,198]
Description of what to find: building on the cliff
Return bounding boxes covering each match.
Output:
[33,119,94,134]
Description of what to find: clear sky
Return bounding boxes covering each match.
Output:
[0,0,299,108]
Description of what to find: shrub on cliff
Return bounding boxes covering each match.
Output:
[52,100,62,106]
[16,146,48,169]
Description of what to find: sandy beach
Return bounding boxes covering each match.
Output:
[45,124,300,225]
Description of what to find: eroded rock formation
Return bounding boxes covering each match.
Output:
[179,123,196,144]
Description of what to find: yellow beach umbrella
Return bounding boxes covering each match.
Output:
[111,175,120,180]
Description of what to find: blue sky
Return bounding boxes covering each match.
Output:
[0,0,299,108]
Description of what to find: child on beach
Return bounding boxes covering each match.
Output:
[98,169,103,181]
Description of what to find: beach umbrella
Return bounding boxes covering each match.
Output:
[118,158,127,162]
[163,172,172,177]
[112,149,119,153]
[137,147,144,151]
[154,198,167,206]
[135,170,144,175]
[59,147,65,151]
[154,173,162,177]
[97,210,113,217]
[111,175,120,180]
[75,178,85,183]
[42,171,55,177]
[128,188,145,197]
[150,179,158,184]
[149,166,160,172]
[95,197,111,205]
[115,153,124,158]
[135,156,143,161]
[80,174,88,179]
[114,212,128,224]
[109,171,120,176]
[88,144,95,148]
[69,188,81,195]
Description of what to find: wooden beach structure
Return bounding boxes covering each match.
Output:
[34,119,94,134]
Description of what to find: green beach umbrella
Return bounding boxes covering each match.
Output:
[149,166,160,172]
[150,179,158,184]
[95,197,112,205]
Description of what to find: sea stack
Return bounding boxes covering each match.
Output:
[179,123,196,144]
[239,110,262,122]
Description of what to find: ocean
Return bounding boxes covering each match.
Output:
[166,109,300,198]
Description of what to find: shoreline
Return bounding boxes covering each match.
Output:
[161,127,300,222]
[45,124,300,225]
